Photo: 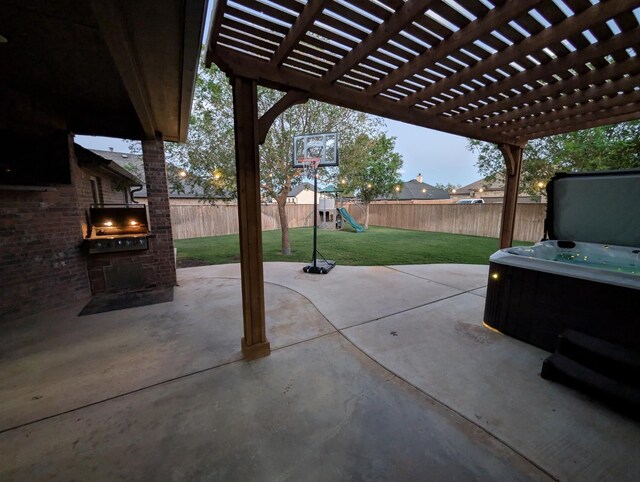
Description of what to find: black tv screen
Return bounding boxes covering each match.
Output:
[0,129,71,186]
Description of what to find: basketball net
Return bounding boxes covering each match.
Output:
[299,157,321,178]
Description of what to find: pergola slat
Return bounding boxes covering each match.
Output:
[212,46,520,146]
[505,89,640,137]
[271,0,332,67]
[323,0,438,84]
[474,58,640,128]
[435,27,640,120]
[398,1,638,108]
[518,103,640,141]
[366,0,544,97]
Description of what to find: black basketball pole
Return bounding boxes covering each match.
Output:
[303,162,335,274]
[312,166,318,268]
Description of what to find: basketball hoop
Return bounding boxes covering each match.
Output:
[299,157,321,178]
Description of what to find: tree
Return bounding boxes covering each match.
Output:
[257,89,382,254]
[164,65,236,200]
[339,133,403,229]
[468,121,640,195]
[433,182,461,192]
[165,62,383,255]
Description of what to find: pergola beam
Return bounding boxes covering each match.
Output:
[456,44,640,126]
[213,47,524,146]
[271,0,332,67]
[401,1,637,108]
[509,97,640,141]
[479,70,640,130]
[432,28,640,119]
[323,0,438,84]
[365,0,543,97]
[518,106,640,142]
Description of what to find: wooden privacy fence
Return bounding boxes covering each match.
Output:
[170,203,315,240]
[346,203,547,242]
[170,202,547,242]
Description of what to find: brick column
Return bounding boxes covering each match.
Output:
[142,136,177,287]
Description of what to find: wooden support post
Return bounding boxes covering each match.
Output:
[232,76,271,360]
[498,144,525,249]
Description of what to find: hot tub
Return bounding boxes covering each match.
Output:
[484,240,640,351]
[483,169,640,352]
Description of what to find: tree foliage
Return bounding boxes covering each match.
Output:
[166,62,385,254]
[433,182,461,192]
[338,133,403,228]
[467,121,640,195]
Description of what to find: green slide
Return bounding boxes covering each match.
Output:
[338,207,364,233]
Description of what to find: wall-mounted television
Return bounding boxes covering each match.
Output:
[0,129,71,186]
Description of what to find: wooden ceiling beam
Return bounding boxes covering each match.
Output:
[365,0,543,96]
[431,27,640,118]
[519,105,640,141]
[271,0,332,67]
[323,0,438,84]
[401,0,637,108]
[214,47,524,146]
[91,0,156,139]
[503,89,640,137]
[475,61,640,128]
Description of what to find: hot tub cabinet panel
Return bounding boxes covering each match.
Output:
[484,256,640,353]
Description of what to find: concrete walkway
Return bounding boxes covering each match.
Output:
[1,263,638,480]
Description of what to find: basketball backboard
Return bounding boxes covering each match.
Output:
[292,132,338,168]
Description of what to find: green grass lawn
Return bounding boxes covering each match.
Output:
[175,226,532,266]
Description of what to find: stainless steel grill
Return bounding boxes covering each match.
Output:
[86,205,150,254]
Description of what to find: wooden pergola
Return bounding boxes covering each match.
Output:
[205,0,640,358]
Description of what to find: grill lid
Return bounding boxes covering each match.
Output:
[88,205,149,237]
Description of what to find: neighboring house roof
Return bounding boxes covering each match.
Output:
[76,145,142,185]
[91,149,206,199]
[287,182,316,197]
[391,179,450,200]
[456,175,505,195]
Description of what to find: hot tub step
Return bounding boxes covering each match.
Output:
[556,330,640,387]
[541,353,640,412]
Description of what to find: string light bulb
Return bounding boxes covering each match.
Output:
[179,170,187,178]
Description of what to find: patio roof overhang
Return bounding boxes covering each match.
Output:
[206,0,640,147]
[1,0,207,142]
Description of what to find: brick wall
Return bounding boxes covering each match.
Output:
[0,135,90,321]
[141,138,177,287]
[86,137,176,295]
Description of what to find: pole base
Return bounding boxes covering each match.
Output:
[303,260,336,274]
[241,337,271,360]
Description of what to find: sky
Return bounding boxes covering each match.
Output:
[76,1,482,189]
[76,125,481,187]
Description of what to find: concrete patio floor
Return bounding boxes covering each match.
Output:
[1,263,639,480]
